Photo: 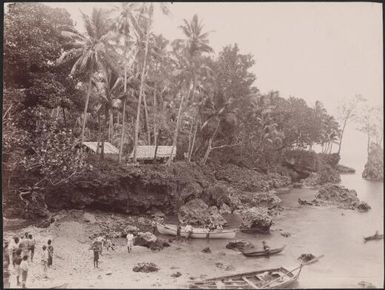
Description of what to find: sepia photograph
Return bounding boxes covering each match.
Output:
[2,2,383,289]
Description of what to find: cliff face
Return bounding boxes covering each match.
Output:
[362,143,384,181]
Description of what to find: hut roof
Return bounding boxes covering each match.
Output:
[83,142,119,154]
[129,145,176,160]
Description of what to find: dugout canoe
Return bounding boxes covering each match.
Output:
[157,224,236,239]
[241,246,285,257]
[364,233,383,242]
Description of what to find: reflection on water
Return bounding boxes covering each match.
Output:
[166,172,383,288]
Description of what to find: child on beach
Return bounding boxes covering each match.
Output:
[28,234,36,262]
[9,237,20,267]
[19,234,30,260]
[3,240,11,288]
[90,242,100,268]
[41,245,49,278]
[126,232,134,253]
[20,255,29,288]
[13,248,22,286]
[47,239,54,267]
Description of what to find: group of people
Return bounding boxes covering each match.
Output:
[3,233,54,288]
[89,232,135,269]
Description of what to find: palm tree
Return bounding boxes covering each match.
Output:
[113,2,139,163]
[167,14,213,165]
[132,3,170,163]
[57,8,119,145]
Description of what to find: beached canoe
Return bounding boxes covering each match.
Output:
[364,234,383,242]
[241,246,285,257]
[157,224,236,239]
[190,265,303,289]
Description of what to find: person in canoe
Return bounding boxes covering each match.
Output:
[262,241,271,253]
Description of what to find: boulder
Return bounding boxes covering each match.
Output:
[83,212,96,223]
[203,183,232,207]
[357,201,371,213]
[178,198,226,227]
[315,184,360,209]
[133,262,159,273]
[201,247,211,253]
[237,192,281,209]
[171,272,182,278]
[225,240,255,252]
[238,207,272,234]
[134,232,157,247]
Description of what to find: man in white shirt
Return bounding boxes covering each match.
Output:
[126,233,134,253]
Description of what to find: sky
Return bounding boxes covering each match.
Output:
[11,2,385,168]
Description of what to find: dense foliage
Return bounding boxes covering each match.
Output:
[3,3,344,210]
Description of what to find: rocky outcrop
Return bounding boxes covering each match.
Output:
[237,191,281,209]
[362,143,383,181]
[238,207,272,234]
[300,184,371,212]
[226,240,255,251]
[133,262,159,273]
[177,198,227,227]
[134,232,170,251]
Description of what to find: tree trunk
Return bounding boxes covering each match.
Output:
[187,76,197,161]
[118,64,127,163]
[133,29,150,163]
[143,89,151,144]
[81,75,93,145]
[153,87,157,146]
[167,92,186,166]
[202,120,220,165]
[62,107,67,127]
[96,112,101,155]
[337,116,348,155]
[108,109,113,143]
[189,120,199,161]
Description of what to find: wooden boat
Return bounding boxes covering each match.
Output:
[242,246,285,257]
[190,265,303,289]
[364,233,383,242]
[157,224,236,239]
[190,255,324,289]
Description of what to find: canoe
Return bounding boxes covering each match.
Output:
[189,265,303,289]
[157,224,236,239]
[364,234,383,242]
[242,246,285,257]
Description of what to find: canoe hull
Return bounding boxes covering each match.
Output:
[157,224,236,239]
[242,246,285,257]
[190,266,301,289]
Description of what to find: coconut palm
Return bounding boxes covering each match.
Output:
[57,8,119,145]
[167,14,213,165]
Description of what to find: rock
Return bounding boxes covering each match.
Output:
[237,191,281,209]
[124,225,139,234]
[178,198,226,227]
[202,247,211,253]
[239,207,272,234]
[171,272,182,278]
[292,182,303,189]
[298,253,315,263]
[226,240,255,252]
[362,143,383,181]
[203,183,233,208]
[134,232,157,247]
[357,201,371,212]
[358,281,376,288]
[133,262,159,273]
[215,262,234,271]
[298,198,313,206]
[281,232,291,237]
[315,184,360,210]
[83,212,96,223]
[105,272,112,276]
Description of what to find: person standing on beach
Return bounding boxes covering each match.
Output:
[47,239,54,268]
[9,237,20,268]
[19,234,30,260]
[13,248,23,286]
[90,242,100,268]
[3,240,11,288]
[20,255,29,288]
[151,219,157,234]
[184,224,193,240]
[28,234,36,262]
[41,245,49,278]
[126,232,134,253]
